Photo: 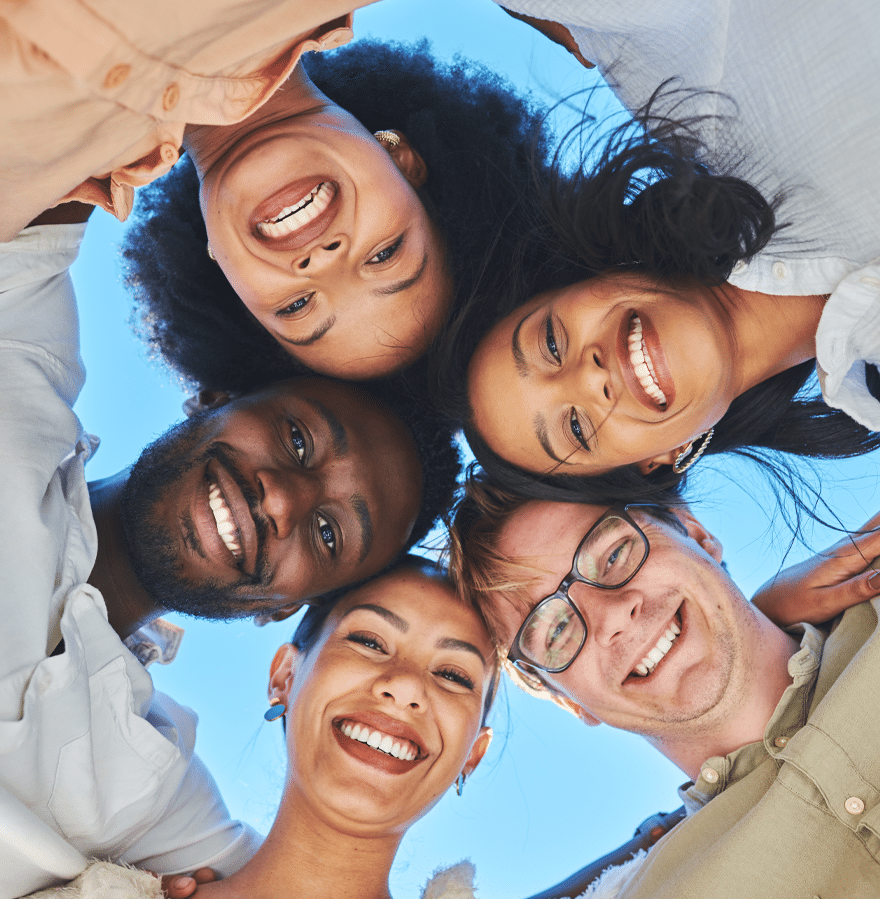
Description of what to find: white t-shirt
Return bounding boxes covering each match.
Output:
[0,224,260,898]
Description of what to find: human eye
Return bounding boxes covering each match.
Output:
[603,537,636,577]
[569,408,592,453]
[435,666,476,690]
[368,235,404,265]
[544,314,561,364]
[346,631,386,652]
[276,292,315,318]
[289,423,309,463]
[316,513,338,555]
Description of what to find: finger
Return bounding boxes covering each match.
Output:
[161,875,197,899]
[192,868,218,885]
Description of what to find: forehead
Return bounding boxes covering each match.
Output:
[498,500,610,560]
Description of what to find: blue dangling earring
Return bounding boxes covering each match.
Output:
[454,773,466,797]
[264,699,286,722]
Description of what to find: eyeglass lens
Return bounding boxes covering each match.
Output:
[517,515,647,670]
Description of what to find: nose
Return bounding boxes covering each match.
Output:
[372,660,427,711]
[574,583,641,647]
[571,346,613,407]
[293,236,347,272]
[256,466,318,540]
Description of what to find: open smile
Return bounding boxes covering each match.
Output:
[194,461,258,576]
[619,312,676,412]
[250,176,341,251]
[628,606,684,680]
[332,713,427,775]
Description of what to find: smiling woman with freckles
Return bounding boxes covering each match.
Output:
[433,120,880,511]
[123,41,551,387]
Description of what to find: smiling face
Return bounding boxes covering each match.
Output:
[273,567,494,836]
[492,500,765,741]
[199,100,452,380]
[467,273,739,475]
[119,378,422,618]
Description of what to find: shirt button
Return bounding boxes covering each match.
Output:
[845,797,865,816]
[772,261,788,279]
[773,736,789,748]
[103,64,131,89]
[162,83,180,111]
[701,767,720,784]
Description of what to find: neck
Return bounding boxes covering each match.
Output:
[199,788,401,899]
[651,617,801,781]
[720,283,827,395]
[184,65,329,181]
[87,472,163,639]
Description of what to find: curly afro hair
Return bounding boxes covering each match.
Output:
[123,39,552,393]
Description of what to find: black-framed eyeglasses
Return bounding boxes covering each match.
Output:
[507,505,651,675]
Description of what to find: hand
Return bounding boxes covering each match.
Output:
[161,868,218,898]
[752,511,880,627]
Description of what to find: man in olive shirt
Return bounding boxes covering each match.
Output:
[463,496,880,898]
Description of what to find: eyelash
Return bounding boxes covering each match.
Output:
[288,424,338,555]
[289,423,308,463]
[368,235,404,265]
[545,314,561,363]
[345,633,475,690]
[569,408,591,453]
[277,292,315,318]
[316,514,337,555]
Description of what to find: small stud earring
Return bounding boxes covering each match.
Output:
[373,130,401,148]
[264,698,286,722]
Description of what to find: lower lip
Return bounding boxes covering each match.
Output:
[332,725,424,775]
[619,311,676,412]
[249,177,341,251]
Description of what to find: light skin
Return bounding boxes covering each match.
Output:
[492,500,798,778]
[87,378,422,638]
[467,272,827,476]
[197,567,494,899]
[185,65,452,380]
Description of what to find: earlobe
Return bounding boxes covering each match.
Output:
[550,692,601,726]
[254,601,306,627]
[383,131,429,189]
[267,643,299,704]
[462,726,493,777]
[637,443,692,475]
[183,390,233,418]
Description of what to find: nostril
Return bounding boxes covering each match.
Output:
[604,385,611,400]
[325,240,341,251]
[297,256,310,270]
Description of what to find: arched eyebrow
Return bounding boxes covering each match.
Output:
[512,307,540,378]
[279,316,337,347]
[372,249,429,297]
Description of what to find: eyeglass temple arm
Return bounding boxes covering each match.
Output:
[518,805,687,899]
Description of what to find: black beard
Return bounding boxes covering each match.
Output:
[119,415,273,621]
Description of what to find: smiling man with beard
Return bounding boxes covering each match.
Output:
[0,211,458,897]
[452,475,880,899]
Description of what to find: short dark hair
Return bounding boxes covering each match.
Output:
[123,40,552,393]
[431,87,880,513]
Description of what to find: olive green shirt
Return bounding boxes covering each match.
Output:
[621,599,880,899]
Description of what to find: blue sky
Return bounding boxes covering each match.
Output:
[70,0,880,895]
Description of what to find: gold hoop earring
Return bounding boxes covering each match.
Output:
[672,428,714,474]
[373,130,401,148]
[206,243,217,262]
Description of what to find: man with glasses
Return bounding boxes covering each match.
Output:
[452,480,880,898]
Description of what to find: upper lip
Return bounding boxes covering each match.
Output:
[616,311,676,414]
[206,459,259,576]
[248,176,342,252]
[333,710,429,759]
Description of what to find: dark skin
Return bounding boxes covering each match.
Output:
[500,7,595,69]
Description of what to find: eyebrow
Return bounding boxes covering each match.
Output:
[342,605,487,665]
[279,315,337,347]
[511,307,539,379]
[351,495,374,563]
[371,249,429,297]
[534,411,565,464]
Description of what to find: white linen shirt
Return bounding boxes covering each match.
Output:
[497,0,880,430]
[0,225,259,898]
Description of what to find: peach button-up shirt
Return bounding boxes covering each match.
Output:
[0,0,360,242]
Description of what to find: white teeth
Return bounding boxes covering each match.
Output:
[632,616,681,677]
[257,182,336,238]
[207,481,242,560]
[339,721,419,761]
[627,315,668,407]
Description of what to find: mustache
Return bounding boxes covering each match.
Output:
[204,442,271,588]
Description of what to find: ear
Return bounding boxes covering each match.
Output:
[461,726,493,778]
[670,506,724,562]
[267,643,299,704]
[548,692,601,726]
[183,390,233,418]
[636,440,694,475]
[382,131,428,189]
[253,601,307,627]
